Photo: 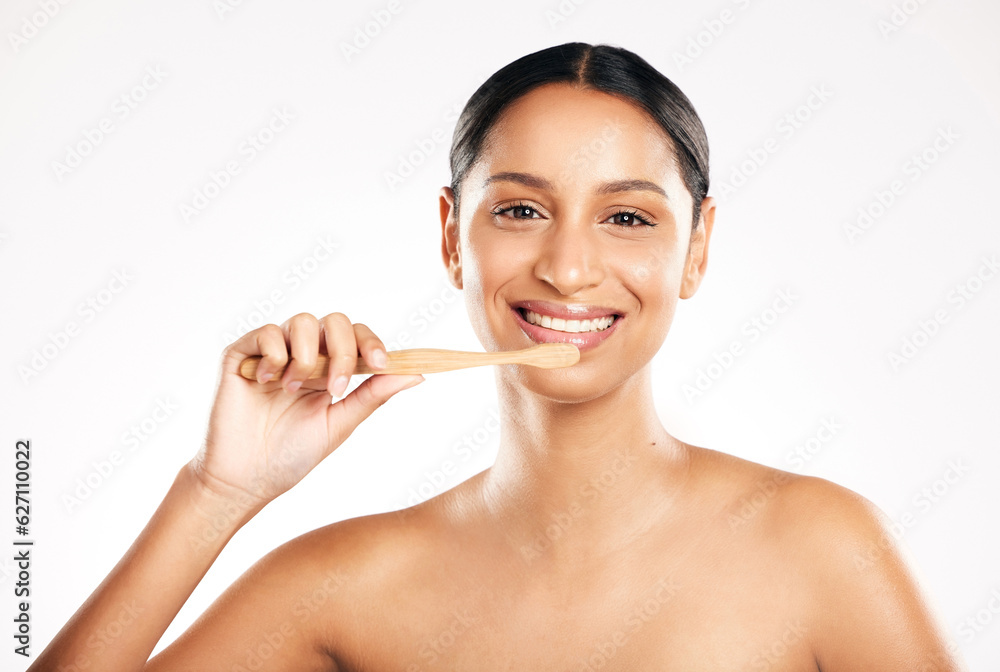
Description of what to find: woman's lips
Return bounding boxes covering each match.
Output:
[512,299,623,320]
[511,306,621,353]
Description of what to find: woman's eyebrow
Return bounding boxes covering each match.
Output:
[596,178,668,199]
[483,172,668,200]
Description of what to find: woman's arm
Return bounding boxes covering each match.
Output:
[789,477,968,671]
[28,462,264,672]
[29,312,423,670]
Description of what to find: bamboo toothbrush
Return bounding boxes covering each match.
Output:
[238,342,580,381]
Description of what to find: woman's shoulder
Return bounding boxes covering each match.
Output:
[155,504,443,668]
[267,500,444,583]
[687,443,892,558]
[685,443,929,621]
[684,446,962,666]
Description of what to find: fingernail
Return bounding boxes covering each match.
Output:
[371,348,387,369]
[259,371,273,383]
[287,380,302,393]
[401,375,425,390]
[332,375,350,398]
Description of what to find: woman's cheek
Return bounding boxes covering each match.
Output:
[620,246,684,331]
[462,228,513,351]
[622,245,673,285]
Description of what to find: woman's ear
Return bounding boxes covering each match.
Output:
[440,186,463,290]
[679,196,715,299]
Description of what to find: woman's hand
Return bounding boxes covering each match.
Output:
[188,312,424,510]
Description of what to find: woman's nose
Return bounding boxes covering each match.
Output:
[532,218,606,296]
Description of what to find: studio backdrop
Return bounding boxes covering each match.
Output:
[1,0,998,669]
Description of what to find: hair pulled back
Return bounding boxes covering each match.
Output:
[449,42,710,229]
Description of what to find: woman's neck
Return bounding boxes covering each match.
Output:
[479,365,692,568]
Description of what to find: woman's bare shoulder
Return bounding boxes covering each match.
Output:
[202,502,445,664]
[684,442,876,531]
[271,500,444,587]
[685,444,962,669]
[683,443,900,582]
[144,505,435,670]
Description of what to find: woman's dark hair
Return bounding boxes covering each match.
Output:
[449,42,710,230]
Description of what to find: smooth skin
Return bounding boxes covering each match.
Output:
[30,83,966,671]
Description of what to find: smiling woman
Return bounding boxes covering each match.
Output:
[29,42,965,672]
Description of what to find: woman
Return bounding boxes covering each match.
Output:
[31,42,964,671]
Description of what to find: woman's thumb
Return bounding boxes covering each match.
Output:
[373,373,425,398]
[328,373,425,432]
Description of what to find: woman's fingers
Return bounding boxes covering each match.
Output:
[202,310,425,504]
[221,322,288,383]
[321,312,358,398]
[232,313,398,398]
[327,372,424,449]
[353,322,388,372]
[255,324,290,384]
[279,313,320,394]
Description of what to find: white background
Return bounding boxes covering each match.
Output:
[1,0,998,669]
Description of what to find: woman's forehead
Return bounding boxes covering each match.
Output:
[455,99,683,216]
[475,83,683,191]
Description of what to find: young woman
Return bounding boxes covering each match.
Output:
[31,42,964,671]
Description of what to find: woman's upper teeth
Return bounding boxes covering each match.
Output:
[524,309,614,333]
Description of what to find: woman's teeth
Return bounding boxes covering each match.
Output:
[522,309,615,333]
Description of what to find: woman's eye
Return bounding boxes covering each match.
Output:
[494,204,540,219]
[608,210,654,227]
[492,204,654,227]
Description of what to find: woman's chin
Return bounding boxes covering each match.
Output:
[497,361,632,405]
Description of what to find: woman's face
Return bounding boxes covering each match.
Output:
[440,82,714,402]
